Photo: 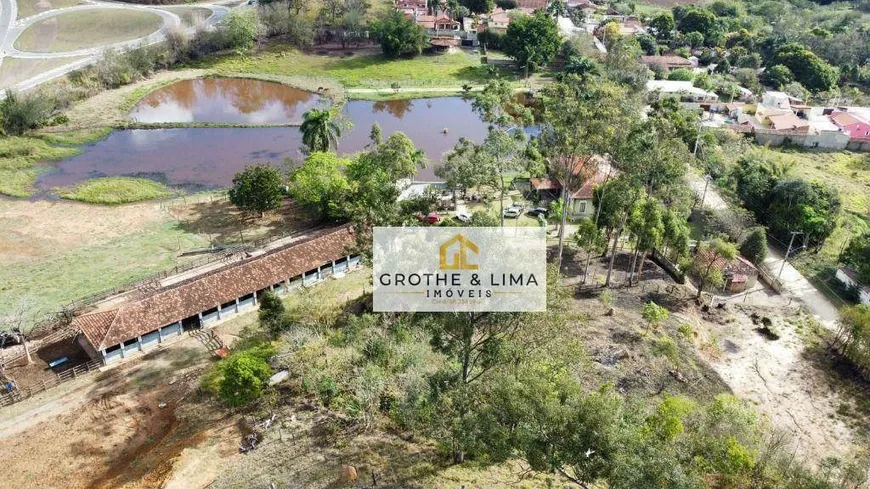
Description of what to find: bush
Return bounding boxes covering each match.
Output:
[495,0,517,8]
[0,90,56,136]
[667,68,694,81]
[477,29,505,50]
[223,9,262,51]
[739,227,767,265]
[208,344,275,408]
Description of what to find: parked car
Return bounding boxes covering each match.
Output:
[418,212,440,224]
[503,204,524,218]
[454,212,472,223]
[527,207,549,217]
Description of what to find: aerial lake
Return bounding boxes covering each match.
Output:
[38,93,491,191]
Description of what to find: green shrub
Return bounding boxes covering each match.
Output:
[0,90,56,136]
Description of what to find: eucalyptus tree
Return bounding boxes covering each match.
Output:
[538,81,639,267]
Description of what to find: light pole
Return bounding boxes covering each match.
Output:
[778,231,804,280]
[699,174,712,209]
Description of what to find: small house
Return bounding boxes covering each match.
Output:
[836,267,870,306]
[696,250,759,293]
[640,55,693,72]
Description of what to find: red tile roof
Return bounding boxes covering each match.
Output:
[530,177,562,191]
[516,0,547,9]
[831,111,868,127]
[75,225,355,351]
[569,171,608,200]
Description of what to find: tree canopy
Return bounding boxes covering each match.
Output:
[371,10,426,58]
[228,165,284,217]
[502,12,561,75]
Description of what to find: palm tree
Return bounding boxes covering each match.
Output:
[300,108,341,153]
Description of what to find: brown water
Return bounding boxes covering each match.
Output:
[36,97,491,191]
[129,78,323,124]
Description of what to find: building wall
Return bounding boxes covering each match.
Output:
[99,256,362,365]
[568,198,594,218]
[752,131,850,150]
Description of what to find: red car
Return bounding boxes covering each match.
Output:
[418,212,440,224]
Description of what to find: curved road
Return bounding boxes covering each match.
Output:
[0,0,232,92]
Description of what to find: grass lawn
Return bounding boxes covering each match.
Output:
[56,176,176,204]
[0,137,81,197]
[203,46,497,89]
[14,9,163,53]
[15,0,85,19]
[0,56,88,89]
[783,149,870,218]
[159,6,212,28]
[768,149,870,304]
[0,220,209,322]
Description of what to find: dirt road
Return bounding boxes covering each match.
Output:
[687,173,840,328]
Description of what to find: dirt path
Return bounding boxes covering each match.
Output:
[686,172,841,328]
[681,300,857,463]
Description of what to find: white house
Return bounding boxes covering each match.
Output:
[646,80,719,104]
[836,268,870,306]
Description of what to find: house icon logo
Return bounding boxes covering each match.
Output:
[439,234,480,270]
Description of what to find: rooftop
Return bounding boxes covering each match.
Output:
[74,225,355,351]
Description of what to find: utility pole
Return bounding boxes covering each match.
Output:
[778,231,803,279]
[693,118,703,157]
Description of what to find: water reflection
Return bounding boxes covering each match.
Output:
[129,78,323,124]
[38,97,492,191]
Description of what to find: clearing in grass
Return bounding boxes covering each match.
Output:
[56,176,176,204]
[14,10,163,53]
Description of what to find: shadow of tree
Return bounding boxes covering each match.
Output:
[171,197,321,246]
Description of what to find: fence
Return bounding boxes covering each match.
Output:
[0,327,78,368]
[28,221,330,336]
[0,359,102,408]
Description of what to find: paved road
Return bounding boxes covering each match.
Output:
[0,0,230,93]
[687,173,841,328]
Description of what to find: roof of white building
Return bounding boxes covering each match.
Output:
[646,80,718,99]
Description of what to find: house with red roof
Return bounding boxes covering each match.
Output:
[830,111,870,141]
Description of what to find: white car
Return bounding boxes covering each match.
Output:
[503,205,523,218]
[455,212,472,223]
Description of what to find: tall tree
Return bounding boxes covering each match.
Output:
[300,108,341,153]
[371,10,426,58]
[627,197,664,285]
[344,133,424,260]
[502,11,562,78]
[595,175,643,287]
[539,81,639,268]
[288,152,350,220]
[437,137,483,207]
[841,232,870,284]
[228,165,284,218]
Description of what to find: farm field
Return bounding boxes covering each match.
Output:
[14,9,163,53]
[0,195,317,326]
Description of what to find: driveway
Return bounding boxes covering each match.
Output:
[687,173,840,329]
[0,0,231,93]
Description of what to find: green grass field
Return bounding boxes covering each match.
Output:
[203,46,496,89]
[0,221,209,320]
[784,150,870,218]
[15,0,85,19]
[56,176,175,204]
[0,137,81,197]
[770,149,870,304]
[14,9,163,53]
